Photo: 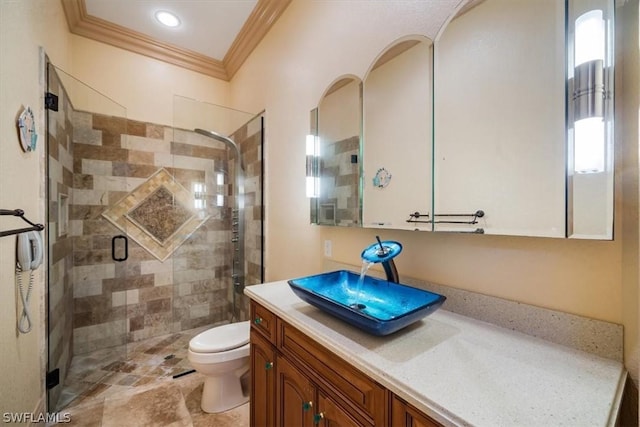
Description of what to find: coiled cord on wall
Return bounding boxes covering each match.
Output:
[16,266,33,334]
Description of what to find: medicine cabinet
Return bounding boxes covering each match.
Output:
[308,0,615,240]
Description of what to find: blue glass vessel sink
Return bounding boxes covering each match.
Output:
[287,270,446,336]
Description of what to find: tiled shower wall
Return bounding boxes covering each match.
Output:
[318,135,360,225]
[230,115,264,319]
[69,114,257,353]
[47,69,76,409]
[48,91,262,350]
[228,115,264,319]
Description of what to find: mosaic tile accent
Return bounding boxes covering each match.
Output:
[127,186,194,245]
[102,168,209,261]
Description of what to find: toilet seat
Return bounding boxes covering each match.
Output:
[189,321,250,353]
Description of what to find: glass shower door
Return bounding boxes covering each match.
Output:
[171,95,264,328]
[46,63,129,411]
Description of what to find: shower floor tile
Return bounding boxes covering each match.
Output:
[54,374,248,427]
[51,324,248,426]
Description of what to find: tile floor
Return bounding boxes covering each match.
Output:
[51,325,249,426]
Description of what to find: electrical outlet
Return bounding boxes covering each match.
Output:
[324,240,332,257]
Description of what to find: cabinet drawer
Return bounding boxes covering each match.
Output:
[251,301,276,343]
[278,320,386,424]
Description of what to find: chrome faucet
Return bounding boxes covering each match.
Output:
[361,236,402,283]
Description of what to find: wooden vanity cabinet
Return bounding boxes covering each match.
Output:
[391,396,442,427]
[250,328,276,427]
[249,301,442,427]
[316,389,370,427]
[275,355,315,426]
[275,354,370,427]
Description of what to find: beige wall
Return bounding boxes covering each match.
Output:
[318,78,360,145]
[69,35,231,127]
[230,0,638,381]
[0,0,71,417]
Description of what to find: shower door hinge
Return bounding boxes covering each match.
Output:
[44,92,58,111]
[46,369,60,389]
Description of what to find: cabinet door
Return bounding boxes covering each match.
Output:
[391,396,442,427]
[316,390,370,427]
[251,329,276,427]
[276,356,315,427]
[278,320,387,424]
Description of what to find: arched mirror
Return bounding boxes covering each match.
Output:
[309,76,362,226]
[362,36,434,231]
[433,0,614,238]
[434,0,566,236]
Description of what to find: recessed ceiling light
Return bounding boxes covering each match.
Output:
[155,10,180,28]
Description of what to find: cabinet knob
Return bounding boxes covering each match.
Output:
[254,316,263,325]
[265,361,273,370]
[313,412,324,424]
[302,401,313,411]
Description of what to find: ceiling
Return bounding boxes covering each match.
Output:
[61,0,291,81]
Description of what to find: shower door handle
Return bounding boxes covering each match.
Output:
[112,235,128,262]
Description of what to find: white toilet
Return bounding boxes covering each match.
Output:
[187,320,251,413]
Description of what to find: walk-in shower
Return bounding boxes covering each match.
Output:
[194,128,245,322]
[45,65,264,411]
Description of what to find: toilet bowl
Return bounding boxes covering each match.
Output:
[187,321,250,413]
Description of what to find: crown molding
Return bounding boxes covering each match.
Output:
[61,0,291,82]
[223,0,292,79]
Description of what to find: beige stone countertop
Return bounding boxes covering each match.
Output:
[245,281,626,427]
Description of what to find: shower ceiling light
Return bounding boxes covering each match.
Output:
[155,10,181,28]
